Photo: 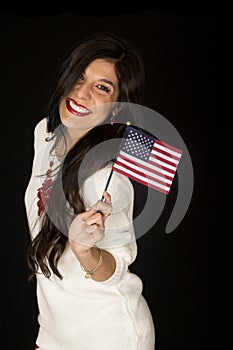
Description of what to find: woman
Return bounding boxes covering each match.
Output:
[25,31,155,350]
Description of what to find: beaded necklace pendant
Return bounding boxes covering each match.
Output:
[37,160,54,216]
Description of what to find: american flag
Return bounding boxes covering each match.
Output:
[112,126,183,195]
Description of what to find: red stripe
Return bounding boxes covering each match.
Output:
[114,160,172,187]
[155,139,183,154]
[149,153,178,169]
[118,153,174,180]
[113,168,169,194]
[153,144,181,162]
[35,346,40,349]
[148,158,176,175]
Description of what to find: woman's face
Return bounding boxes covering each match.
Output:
[59,58,119,133]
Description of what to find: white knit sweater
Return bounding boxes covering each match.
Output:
[24,118,155,350]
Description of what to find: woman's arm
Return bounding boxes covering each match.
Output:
[69,191,116,282]
[69,166,137,284]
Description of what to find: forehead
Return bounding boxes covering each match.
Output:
[85,59,118,81]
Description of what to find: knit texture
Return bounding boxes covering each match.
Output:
[24,118,155,349]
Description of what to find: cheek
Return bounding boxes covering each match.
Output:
[93,105,112,123]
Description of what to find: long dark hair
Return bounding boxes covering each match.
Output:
[46,31,145,132]
[27,32,145,280]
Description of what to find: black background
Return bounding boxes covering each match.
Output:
[0,2,224,349]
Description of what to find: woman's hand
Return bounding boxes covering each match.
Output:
[68,191,112,254]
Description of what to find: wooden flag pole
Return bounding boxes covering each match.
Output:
[100,122,130,202]
[100,166,114,201]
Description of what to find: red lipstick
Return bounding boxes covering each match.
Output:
[66,98,92,117]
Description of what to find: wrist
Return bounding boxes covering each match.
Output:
[75,246,96,260]
[79,247,103,279]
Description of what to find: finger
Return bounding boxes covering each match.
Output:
[94,199,112,211]
[86,225,104,239]
[69,216,87,236]
[85,212,104,227]
[103,191,111,203]
[78,207,97,220]
[93,202,112,218]
[86,224,98,234]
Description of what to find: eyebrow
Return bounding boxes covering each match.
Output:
[99,78,115,88]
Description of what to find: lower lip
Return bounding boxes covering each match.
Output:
[66,99,91,117]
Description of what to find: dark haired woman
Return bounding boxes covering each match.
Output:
[25,32,155,350]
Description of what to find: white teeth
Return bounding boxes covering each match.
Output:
[70,100,89,114]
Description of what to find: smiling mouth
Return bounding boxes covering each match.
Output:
[66,98,92,117]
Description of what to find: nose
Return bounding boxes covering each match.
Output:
[75,82,91,101]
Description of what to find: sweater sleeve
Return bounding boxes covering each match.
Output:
[80,165,137,286]
[24,117,51,237]
[30,117,50,175]
[34,117,49,149]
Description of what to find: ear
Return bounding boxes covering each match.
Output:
[112,104,123,117]
[110,104,123,124]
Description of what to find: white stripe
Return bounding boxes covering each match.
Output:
[114,163,171,192]
[119,150,175,177]
[151,149,179,165]
[154,142,182,158]
[149,154,178,171]
[117,157,172,185]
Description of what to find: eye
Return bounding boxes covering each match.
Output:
[78,73,84,81]
[96,84,111,93]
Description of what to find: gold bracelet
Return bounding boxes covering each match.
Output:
[80,248,103,279]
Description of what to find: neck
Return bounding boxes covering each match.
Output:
[55,127,90,161]
[66,128,87,144]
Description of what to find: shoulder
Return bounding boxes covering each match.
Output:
[33,117,50,150]
[34,117,48,137]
